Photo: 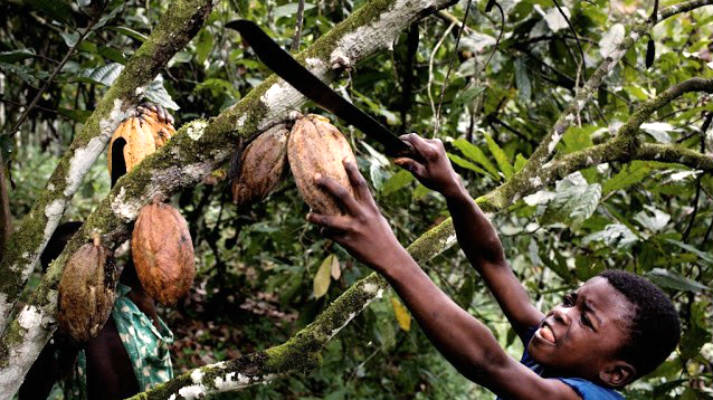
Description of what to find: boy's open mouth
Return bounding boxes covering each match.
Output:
[536,323,556,344]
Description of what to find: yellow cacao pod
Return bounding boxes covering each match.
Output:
[57,238,116,343]
[107,112,175,180]
[287,114,357,215]
[231,124,288,208]
[131,201,195,305]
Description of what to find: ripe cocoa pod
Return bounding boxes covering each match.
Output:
[232,124,288,207]
[287,114,357,215]
[107,117,156,178]
[57,237,116,343]
[107,111,175,179]
[140,110,177,148]
[131,201,195,305]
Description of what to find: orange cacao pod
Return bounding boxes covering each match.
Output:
[107,112,176,179]
[287,114,357,215]
[131,201,195,305]
[57,237,116,343]
[231,124,288,207]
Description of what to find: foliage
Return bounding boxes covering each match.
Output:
[2,0,713,398]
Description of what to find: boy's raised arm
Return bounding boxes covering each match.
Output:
[394,134,543,339]
[307,161,578,400]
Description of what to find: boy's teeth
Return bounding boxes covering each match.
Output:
[541,326,555,343]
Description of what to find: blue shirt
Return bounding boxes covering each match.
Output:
[497,325,624,400]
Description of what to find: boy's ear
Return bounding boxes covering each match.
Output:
[599,361,636,388]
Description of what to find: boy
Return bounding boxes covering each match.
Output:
[307,133,680,399]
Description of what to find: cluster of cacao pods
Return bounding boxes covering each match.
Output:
[231,114,357,216]
[57,235,117,343]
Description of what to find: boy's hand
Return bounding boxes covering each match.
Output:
[307,160,404,272]
[395,133,464,198]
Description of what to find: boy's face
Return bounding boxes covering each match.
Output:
[528,277,633,383]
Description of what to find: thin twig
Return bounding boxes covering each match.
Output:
[428,21,456,132]
[434,0,473,136]
[291,0,306,52]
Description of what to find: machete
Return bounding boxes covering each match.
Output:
[226,19,415,158]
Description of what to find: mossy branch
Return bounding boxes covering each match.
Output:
[0,0,213,334]
[658,0,713,21]
[0,0,458,397]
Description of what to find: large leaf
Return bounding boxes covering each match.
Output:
[144,75,180,110]
[382,170,414,195]
[582,223,639,249]
[665,239,713,265]
[447,153,489,176]
[484,133,514,179]
[313,254,338,298]
[540,173,601,229]
[647,268,709,293]
[78,63,124,86]
[452,139,499,178]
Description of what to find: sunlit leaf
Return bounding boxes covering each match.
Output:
[391,297,411,331]
[313,254,336,298]
[484,133,513,179]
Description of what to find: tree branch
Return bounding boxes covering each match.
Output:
[658,0,713,22]
[0,0,213,336]
[0,0,459,397]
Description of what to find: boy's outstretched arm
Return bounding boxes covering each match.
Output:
[307,161,578,400]
[395,133,543,339]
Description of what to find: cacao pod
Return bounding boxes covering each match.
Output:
[131,201,195,305]
[57,237,116,343]
[287,114,357,215]
[140,110,177,147]
[107,111,176,179]
[231,124,288,207]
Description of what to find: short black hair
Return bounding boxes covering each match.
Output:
[600,270,680,378]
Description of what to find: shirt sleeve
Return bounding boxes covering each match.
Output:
[558,378,624,400]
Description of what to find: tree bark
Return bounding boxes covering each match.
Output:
[4,0,713,399]
[0,0,213,334]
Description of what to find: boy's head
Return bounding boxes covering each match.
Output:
[528,270,680,389]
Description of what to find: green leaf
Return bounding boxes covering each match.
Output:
[195,28,214,67]
[60,31,80,48]
[452,139,499,178]
[313,254,337,298]
[602,161,676,194]
[109,26,149,42]
[484,133,513,179]
[447,153,489,176]
[514,153,527,173]
[582,223,639,249]
[274,2,316,19]
[561,125,596,154]
[382,170,414,195]
[78,63,123,86]
[647,268,710,293]
[27,0,75,24]
[412,184,431,200]
[0,49,36,63]
[143,75,180,110]
[665,240,713,265]
[514,57,531,102]
[540,173,601,229]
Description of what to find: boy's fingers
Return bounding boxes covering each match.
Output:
[314,174,361,214]
[394,158,426,178]
[342,160,371,201]
[308,212,351,232]
[399,133,433,156]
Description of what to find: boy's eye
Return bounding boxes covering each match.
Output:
[581,313,593,328]
[563,293,576,307]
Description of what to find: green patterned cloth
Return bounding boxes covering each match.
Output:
[59,283,174,399]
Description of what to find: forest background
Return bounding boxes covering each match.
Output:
[1,0,712,398]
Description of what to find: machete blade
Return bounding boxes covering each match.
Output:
[226,19,414,158]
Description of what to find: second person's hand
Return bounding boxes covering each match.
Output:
[395,133,464,198]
